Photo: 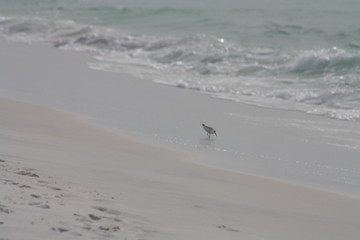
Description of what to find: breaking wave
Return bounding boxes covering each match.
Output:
[1,16,360,120]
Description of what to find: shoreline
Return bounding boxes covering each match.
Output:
[1,38,360,197]
[1,96,356,199]
[1,97,360,239]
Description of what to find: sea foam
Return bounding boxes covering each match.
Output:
[1,16,360,121]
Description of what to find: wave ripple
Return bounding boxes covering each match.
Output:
[1,16,360,120]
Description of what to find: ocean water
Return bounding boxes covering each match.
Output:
[1,0,360,120]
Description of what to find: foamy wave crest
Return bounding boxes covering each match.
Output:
[0,16,147,52]
[290,48,360,76]
[2,16,360,121]
[0,17,91,45]
[0,16,283,76]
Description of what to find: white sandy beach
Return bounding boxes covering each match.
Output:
[1,98,360,240]
[1,39,360,239]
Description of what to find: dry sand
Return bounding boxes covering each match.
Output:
[1,98,360,240]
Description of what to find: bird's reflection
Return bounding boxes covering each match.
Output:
[198,137,214,148]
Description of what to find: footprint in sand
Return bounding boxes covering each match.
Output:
[48,186,62,191]
[38,204,51,209]
[0,205,13,214]
[31,194,41,198]
[216,224,239,232]
[88,209,122,223]
[88,214,102,221]
[92,206,122,216]
[52,227,70,233]
[98,225,120,232]
[15,170,39,178]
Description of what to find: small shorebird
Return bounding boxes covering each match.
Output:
[202,123,217,138]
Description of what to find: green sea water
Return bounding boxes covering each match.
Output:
[1,0,360,120]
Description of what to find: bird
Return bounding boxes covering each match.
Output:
[202,123,217,138]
